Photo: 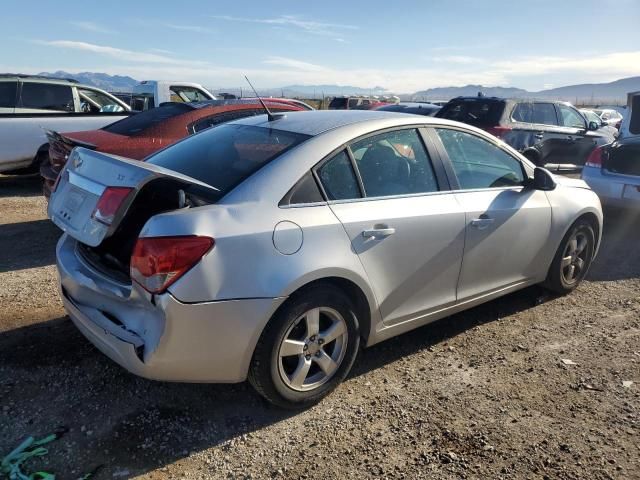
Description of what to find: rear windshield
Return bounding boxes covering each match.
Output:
[102,103,193,135]
[146,124,310,195]
[437,99,506,127]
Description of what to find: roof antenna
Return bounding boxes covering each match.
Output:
[244,75,285,122]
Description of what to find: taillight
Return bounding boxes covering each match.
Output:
[586,146,605,168]
[130,236,214,294]
[91,187,133,225]
[485,126,512,139]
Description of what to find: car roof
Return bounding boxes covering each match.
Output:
[229,109,457,136]
[0,74,80,85]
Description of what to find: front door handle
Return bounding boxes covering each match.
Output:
[534,131,544,140]
[362,225,396,239]
[470,216,495,230]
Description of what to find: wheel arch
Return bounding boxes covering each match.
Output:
[277,273,378,346]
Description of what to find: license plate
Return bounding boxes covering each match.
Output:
[64,188,86,213]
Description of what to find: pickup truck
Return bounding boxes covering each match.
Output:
[126,81,216,111]
[0,75,131,173]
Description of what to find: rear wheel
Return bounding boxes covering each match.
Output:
[249,286,360,409]
[544,219,595,294]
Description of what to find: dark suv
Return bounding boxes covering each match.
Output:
[436,97,615,170]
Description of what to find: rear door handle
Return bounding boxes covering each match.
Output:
[362,226,396,238]
[534,131,544,140]
[470,217,495,230]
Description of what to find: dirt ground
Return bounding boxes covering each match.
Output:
[0,174,638,480]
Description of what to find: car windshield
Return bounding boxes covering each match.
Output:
[146,124,310,195]
[102,103,194,135]
[437,99,505,126]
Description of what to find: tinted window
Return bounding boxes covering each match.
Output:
[0,82,18,108]
[281,171,324,205]
[512,102,558,125]
[103,103,193,135]
[348,98,359,108]
[557,105,586,129]
[437,99,505,127]
[351,129,438,197]
[630,96,640,135]
[328,97,347,109]
[190,108,292,134]
[147,124,309,195]
[317,151,361,200]
[21,83,74,111]
[436,129,525,189]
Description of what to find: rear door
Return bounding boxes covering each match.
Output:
[510,102,563,165]
[433,127,552,300]
[317,128,465,326]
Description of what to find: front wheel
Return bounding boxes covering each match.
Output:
[248,286,360,409]
[544,219,595,294]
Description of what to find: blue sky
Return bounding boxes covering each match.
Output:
[1,0,639,92]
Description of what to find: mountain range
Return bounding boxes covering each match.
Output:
[37,71,639,103]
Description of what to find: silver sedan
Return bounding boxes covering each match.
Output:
[49,110,603,408]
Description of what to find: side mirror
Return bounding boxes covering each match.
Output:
[530,167,556,191]
[588,121,600,131]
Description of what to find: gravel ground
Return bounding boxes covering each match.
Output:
[0,174,638,480]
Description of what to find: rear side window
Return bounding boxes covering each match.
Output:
[351,129,438,197]
[103,103,193,135]
[436,128,525,189]
[318,151,361,200]
[437,100,505,127]
[329,97,347,109]
[147,124,309,195]
[512,102,558,125]
[0,82,18,108]
[348,98,359,109]
[20,83,74,111]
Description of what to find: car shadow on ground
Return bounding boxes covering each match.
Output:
[0,174,43,198]
[0,219,60,272]
[0,284,548,478]
[588,207,640,281]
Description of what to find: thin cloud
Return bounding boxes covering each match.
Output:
[164,23,214,34]
[262,56,326,72]
[210,14,358,36]
[70,21,116,34]
[37,40,208,67]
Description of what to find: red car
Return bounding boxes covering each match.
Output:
[41,99,304,198]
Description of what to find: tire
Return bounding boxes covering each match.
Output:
[248,285,360,409]
[544,218,595,294]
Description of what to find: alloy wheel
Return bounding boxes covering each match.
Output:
[561,231,589,284]
[277,307,349,392]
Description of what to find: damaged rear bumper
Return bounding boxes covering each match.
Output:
[56,233,285,383]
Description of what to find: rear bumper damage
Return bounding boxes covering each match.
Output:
[56,233,284,383]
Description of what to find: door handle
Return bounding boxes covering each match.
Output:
[534,132,544,140]
[362,225,396,238]
[470,217,495,230]
[567,136,576,143]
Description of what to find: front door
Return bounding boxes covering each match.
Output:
[316,129,466,326]
[433,127,552,300]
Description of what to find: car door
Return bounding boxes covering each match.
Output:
[316,128,466,326]
[433,127,552,301]
[552,103,597,168]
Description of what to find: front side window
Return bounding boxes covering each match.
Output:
[169,86,210,103]
[557,104,586,129]
[0,82,18,108]
[436,128,525,190]
[351,129,438,197]
[20,83,74,111]
[147,124,309,196]
[317,150,361,200]
[77,88,125,113]
[348,98,359,109]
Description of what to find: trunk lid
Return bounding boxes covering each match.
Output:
[48,147,218,247]
[604,138,640,177]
